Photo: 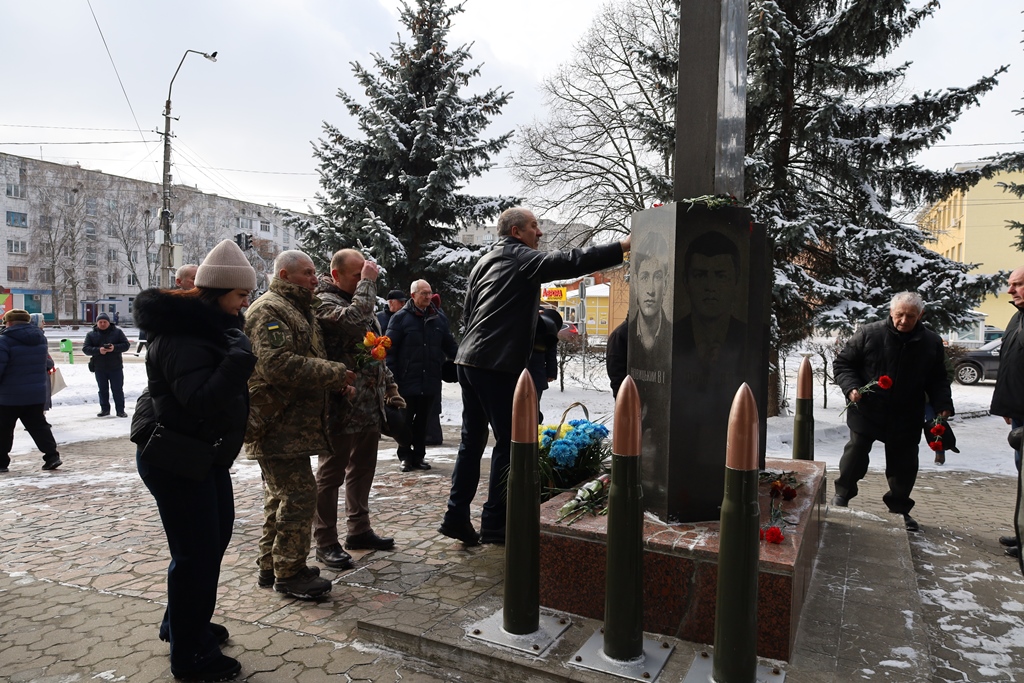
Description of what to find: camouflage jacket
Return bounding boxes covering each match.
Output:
[314,275,397,435]
[243,277,351,459]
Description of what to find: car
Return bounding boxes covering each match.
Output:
[984,326,1004,343]
[557,322,579,342]
[953,338,1002,385]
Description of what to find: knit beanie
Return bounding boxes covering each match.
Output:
[3,308,31,325]
[95,312,111,323]
[195,240,257,290]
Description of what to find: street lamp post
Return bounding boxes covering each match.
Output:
[159,49,217,288]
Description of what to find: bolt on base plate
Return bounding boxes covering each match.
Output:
[682,652,786,683]
[466,609,571,657]
[568,630,674,681]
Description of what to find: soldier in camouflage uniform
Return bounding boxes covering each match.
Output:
[312,249,407,568]
[244,250,355,600]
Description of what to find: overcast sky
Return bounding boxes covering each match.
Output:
[2,0,1021,216]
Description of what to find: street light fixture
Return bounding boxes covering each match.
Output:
[158,49,217,288]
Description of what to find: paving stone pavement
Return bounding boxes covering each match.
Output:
[1,429,1023,682]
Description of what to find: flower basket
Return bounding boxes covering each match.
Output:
[537,402,611,501]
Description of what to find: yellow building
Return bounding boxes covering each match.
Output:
[919,163,1024,332]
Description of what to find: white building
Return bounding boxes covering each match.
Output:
[1,152,305,324]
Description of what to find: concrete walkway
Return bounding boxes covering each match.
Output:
[1,428,1022,682]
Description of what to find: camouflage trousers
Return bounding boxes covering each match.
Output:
[256,456,317,579]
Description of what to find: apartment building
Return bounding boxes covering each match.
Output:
[919,162,1024,332]
[1,152,303,323]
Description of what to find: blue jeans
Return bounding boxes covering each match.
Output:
[137,449,234,670]
[445,365,518,537]
[95,368,125,413]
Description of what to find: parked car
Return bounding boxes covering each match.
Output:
[557,322,579,341]
[953,338,1002,385]
[984,326,1004,343]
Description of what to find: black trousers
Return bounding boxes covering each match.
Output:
[398,393,436,465]
[137,450,234,670]
[444,365,517,538]
[834,429,919,514]
[0,403,59,468]
[95,368,125,413]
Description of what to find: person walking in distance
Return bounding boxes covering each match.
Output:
[0,309,61,472]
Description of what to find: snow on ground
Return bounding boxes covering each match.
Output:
[13,349,1017,480]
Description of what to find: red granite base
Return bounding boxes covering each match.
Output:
[539,458,826,661]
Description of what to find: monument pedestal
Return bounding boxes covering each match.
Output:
[538,458,825,661]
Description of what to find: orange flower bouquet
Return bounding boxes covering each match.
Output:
[355,331,391,368]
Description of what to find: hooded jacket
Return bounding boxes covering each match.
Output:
[834,317,953,442]
[83,322,130,372]
[0,322,49,406]
[991,304,1024,420]
[456,236,623,374]
[131,288,257,466]
[385,298,458,397]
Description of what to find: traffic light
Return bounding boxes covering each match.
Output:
[243,234,252,251]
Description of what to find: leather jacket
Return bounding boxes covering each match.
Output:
[455,236,623,374]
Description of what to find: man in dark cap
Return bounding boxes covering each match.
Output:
[377,289,407,332]
[83,311,130,417]
[0,309,61,471]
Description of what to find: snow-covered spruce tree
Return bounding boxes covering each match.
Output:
[746,0,1007,348]
[296,0,517,316]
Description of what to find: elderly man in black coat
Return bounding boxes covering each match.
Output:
[832,291,953,532]
[385,279,458,472]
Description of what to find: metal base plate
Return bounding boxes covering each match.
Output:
[465,609,571,657]
[682,653,786,683]
[568,630,674,681]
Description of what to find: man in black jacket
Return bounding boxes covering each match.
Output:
[832,292,953,532]
[83,312,131,417]
[385,279,458,472]
[439,207,630,546]
[991,266,1024,557]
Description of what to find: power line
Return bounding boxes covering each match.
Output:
[0,124,141,132]
[85,0,151,154]
[0,140,160,145]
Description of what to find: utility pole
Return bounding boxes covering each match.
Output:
[158,49,217,288]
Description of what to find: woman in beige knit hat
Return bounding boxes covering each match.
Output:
[129,239,257,681]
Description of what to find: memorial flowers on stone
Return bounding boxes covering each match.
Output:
[537,417,611,498]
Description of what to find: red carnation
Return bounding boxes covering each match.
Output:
[930,424,946,436]
[765,526,785,544]
[928,440,944,452]
[782,486,797,501]
[877,375,893,390]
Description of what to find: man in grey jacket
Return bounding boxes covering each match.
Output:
[439,207,630,546]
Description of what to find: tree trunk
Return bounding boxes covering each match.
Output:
[767,347,781,417]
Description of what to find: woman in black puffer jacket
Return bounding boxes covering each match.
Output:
[131,240,257,682]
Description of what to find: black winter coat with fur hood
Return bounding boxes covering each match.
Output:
[131,288,257,466]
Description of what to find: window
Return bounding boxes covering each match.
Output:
[462,234,475,244]
[107,224,118,237]
[108,199,118,212]
[40,268,54,283]
[129,251,138,264]
[107,273,119,285]
[7,240,27,254]
[6,211,28,227]
[5,183,24,198]
[272,224,278,237]
[147,252,159,264]
[283,227,290,245]
[86,247,97,266]
[127,273,138,287]
[207,216,215,231]
[261,220,271,233]
[39,215,53,230]
[85,221,97,238]
[86,198,98,216]
[108,248,119,262]
[206,235,216,249]
[7,266,27,282]
[236,217,253,232]
[483,233,495,245]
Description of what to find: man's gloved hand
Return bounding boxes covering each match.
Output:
[224,328,252,354]
[385,384,406,409]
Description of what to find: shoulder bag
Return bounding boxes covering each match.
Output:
[140,423,221,481]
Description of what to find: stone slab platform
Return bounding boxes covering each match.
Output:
[538,458,826,661]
